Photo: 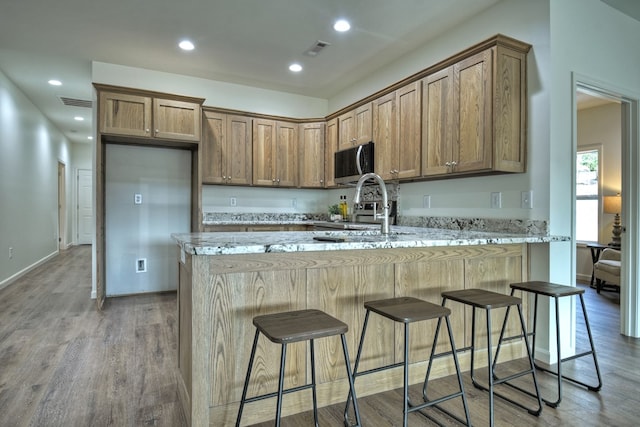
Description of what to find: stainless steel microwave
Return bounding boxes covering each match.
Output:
[334,141,375,184]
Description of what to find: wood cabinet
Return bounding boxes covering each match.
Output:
[201,111,252,185]
[99,90,202,142]
[373,82,422,180]
[298,122,326,188]
[422,43,527,178]
[337,103,372,151]
[252,119,298,187]
[324,118,338,188]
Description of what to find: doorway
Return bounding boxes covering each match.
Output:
[57,161,66,250]
[573,76,640,338]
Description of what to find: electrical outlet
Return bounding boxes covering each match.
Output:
[136,258,147,273]
[8,247,13,259]
[134,193,142,205]
[423,195,431,208]
[491,192,502,209]
[292,198,297,208]
[521,191,533,209]
[230,197,237,207]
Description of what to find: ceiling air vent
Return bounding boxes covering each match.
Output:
[305,40,331,57]
[59,96,93,109]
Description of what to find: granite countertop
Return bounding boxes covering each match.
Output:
[173,224,570,256]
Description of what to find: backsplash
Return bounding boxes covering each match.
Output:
[203,211,548,235]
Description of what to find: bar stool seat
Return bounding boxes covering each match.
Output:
[439,289,542,427]
[345,297,471,427]
[496,281,602,407]
[236,309,361,427]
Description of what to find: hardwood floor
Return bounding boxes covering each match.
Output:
[0,246,638,426]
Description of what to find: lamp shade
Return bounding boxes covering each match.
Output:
[603,195,622,214]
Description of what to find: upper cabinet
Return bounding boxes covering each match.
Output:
[324,118,338,188]
[299,122,326,188]
[337,103,372,151]
[373,81,422,180]
[97,87,203,143]
[253,119,298,187]
[422,38,528,178]
[201,110,252,185]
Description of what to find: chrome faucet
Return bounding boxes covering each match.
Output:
[353,172,390,234]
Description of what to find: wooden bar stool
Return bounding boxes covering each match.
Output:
[236,309,362,427]
[495,281,602,407]
[439,289,542,427]
[344,297,471,427]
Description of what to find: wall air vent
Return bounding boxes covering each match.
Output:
[59,97,93,109]
[305,40,331,57]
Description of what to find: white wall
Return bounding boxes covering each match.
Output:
[550,0,640,337]
[0,70,76,289]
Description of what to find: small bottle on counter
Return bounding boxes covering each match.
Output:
[339,195,348,220]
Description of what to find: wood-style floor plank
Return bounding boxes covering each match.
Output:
[1,246,639,426]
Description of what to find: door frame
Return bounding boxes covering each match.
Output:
[58,161,66,251]
[573,73,640,337]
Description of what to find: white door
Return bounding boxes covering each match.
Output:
[77,169,93,245]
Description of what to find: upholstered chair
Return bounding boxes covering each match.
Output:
[594,248,621,293]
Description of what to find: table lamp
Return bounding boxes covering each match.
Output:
[603,194,622,248]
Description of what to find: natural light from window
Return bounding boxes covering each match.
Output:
[576,149,599,242]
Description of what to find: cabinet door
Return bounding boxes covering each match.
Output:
[337,103,372,151]
[337,110,355,151]
[422,67,454,176]
[226,115,252,185]
[454,50,492,173]
[275,121,298,187]
[99,92,152,137]
[325,118,338,188]
[299,122,326,188]
[252,119,276,186]
[201,111,226,184]
[396,81,422,179]
[153,98,201,142]
[373,92,397,180]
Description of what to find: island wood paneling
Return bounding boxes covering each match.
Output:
[178,243,529,426]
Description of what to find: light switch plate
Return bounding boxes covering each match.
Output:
[491,192,502,209]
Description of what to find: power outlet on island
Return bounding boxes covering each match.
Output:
[491,192,502,209]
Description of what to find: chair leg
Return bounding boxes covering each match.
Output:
[403,324,410,427]
[310,339,319,427]
[579,294,603,392]
[275,343,287,427]
[344,310,370,424]
[341,333,362,427]
[236,329,260,427]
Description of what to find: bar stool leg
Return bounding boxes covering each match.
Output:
[275,343,287,427]
[310,339,319,427]
[236,329,260,427]
[578,294,603,391]
[403,324,410,427]
[344,310,370,424]
[340,333,362,427]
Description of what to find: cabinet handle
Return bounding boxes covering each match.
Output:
[451,161,457,169]
[276,178,281,183]
[445,162,451,167]
[272,178,276,183]
[145,128,150,133]
[223,176,227,180]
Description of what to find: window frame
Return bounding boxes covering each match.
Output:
[575,144,602,244]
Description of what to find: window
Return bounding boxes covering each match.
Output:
[576,148,600,242]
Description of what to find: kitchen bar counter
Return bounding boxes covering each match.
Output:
[173,225,568,256]
[173,227,568,426]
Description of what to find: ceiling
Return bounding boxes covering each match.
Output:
[0,0,638,145]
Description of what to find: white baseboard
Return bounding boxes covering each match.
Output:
[576,273,591,283]
[0,250,59,291]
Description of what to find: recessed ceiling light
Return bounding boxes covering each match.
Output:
[48,79,62,86]
[334,19,351,32]
[289,63,303,72]
[74,116,84,121]
[179,40,195,51]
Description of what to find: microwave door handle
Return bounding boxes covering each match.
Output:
[356,145,363,175]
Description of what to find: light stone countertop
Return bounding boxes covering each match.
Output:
[173,224,570,256]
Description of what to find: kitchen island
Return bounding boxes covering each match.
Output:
[173,226,568,426]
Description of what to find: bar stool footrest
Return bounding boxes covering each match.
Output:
[472,379,543,415]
